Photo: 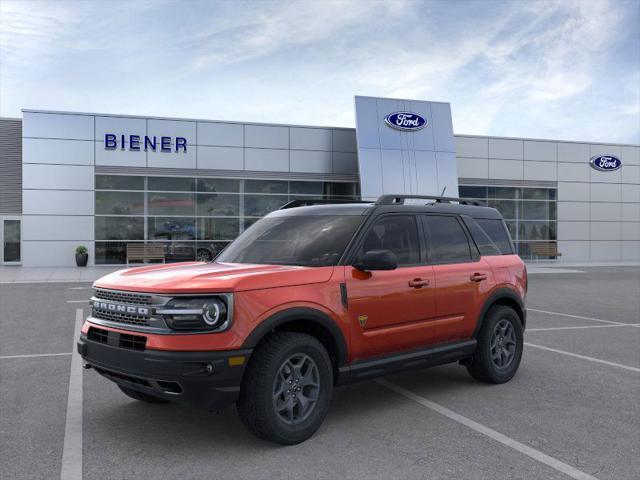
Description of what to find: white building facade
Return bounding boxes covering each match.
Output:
[0,99,638,267]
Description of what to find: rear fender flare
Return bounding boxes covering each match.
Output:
[473,287,525,337]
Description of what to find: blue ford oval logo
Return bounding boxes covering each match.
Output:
[384,112,427,131]
[590,155,622,172]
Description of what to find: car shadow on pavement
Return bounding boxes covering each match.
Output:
[86,364,479,454]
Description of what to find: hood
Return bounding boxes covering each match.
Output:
[93,262,335,294]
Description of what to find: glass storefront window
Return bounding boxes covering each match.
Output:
[290,181,324,195]
[95,176,361,264]
[148,176,195,192]
[148,217,196,241]
[95,191,144,215]
[488,199,516,220]
[95,241,129,264]
[459,186,487,199]
[196,193,240,216]
[197,218,240,240]
[148,192,196,216]
[459,185,557,260]
[244,195,289,217]
[95,175,144,190]
[245,179,288,194]
[95,217,144,240]
[197,178,240,193]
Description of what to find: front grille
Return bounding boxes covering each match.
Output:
[87,327,147,351]
[94,288,152,305]
[91,309,150,326]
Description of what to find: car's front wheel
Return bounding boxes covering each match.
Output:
[237,331,333,445]
[466,305,523,383]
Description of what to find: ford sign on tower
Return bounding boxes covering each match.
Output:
[384,112,427,131]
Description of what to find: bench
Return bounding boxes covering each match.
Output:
[126,244,165,266]
[530,242,562,260]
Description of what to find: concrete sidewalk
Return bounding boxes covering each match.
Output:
[0,266,121,284]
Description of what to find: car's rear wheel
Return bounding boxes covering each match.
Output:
[118,385,169,404]
[466,305,523,383]
[237,331,333,445]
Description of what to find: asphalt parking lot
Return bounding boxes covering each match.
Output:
[1,266,639,480]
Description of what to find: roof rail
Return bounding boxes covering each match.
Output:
[279,199,372,210]
[375,194,482,206]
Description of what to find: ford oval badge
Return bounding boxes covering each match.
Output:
[384,112,427,131]
[590,155,622,172]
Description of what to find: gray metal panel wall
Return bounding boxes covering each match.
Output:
[0,118,22,214]
[354,96,458,201]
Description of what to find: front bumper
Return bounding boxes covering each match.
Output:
[77,334,251,410]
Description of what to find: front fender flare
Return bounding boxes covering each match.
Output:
[241,307,348,366]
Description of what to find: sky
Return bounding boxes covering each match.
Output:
[1,0,639,143]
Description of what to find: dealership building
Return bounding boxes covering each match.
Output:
[0,95,638,267]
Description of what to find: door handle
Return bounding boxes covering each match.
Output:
[408,278,430,288]
[470,272,488,282]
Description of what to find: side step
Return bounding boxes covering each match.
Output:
[337,339,476,385]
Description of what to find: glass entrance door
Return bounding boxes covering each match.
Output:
[1,218,21,264]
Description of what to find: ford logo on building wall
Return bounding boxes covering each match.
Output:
[590,155,622,172]
[384,112,427,131]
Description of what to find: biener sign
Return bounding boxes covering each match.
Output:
[104,134,188,152]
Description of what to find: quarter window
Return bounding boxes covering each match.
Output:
[359,216,420,266]
[423,216,472,264]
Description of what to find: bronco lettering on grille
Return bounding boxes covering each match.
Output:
[94,301,149,316]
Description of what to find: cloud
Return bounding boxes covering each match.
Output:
[0,0,638,143]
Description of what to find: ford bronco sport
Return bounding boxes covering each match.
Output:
[78,194,527,444]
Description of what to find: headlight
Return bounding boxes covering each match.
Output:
[157,296,230,332]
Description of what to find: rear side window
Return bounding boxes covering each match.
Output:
[359,215,420,266]
[463,217,502,256]
[475,218,514,254]
[423,216,472,264]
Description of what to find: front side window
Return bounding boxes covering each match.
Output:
[217,215,363,267]
[423,215,472,264]
[358,215,420,266]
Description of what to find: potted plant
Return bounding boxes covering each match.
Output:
[75,245,88,267]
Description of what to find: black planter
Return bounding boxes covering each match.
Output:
[76,253,88,267]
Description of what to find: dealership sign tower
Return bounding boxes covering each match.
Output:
[354,96,458,201]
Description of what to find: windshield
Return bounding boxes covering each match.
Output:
[216,215,363,267]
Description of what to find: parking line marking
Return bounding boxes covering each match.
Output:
[66,300,87,304]
[60,308,83,480]
[376,378,599,480]
[527,324,640,332]
[525,342,640,373]
[0,352,72,360]
[527,308,625,326]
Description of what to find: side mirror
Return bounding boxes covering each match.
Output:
[354,249,398,271]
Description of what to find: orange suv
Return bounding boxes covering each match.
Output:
[78,194,527,444]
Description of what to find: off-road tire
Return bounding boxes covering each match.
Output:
[466,305,523,383]
[237,331,333,445]
[118,385,169,404]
